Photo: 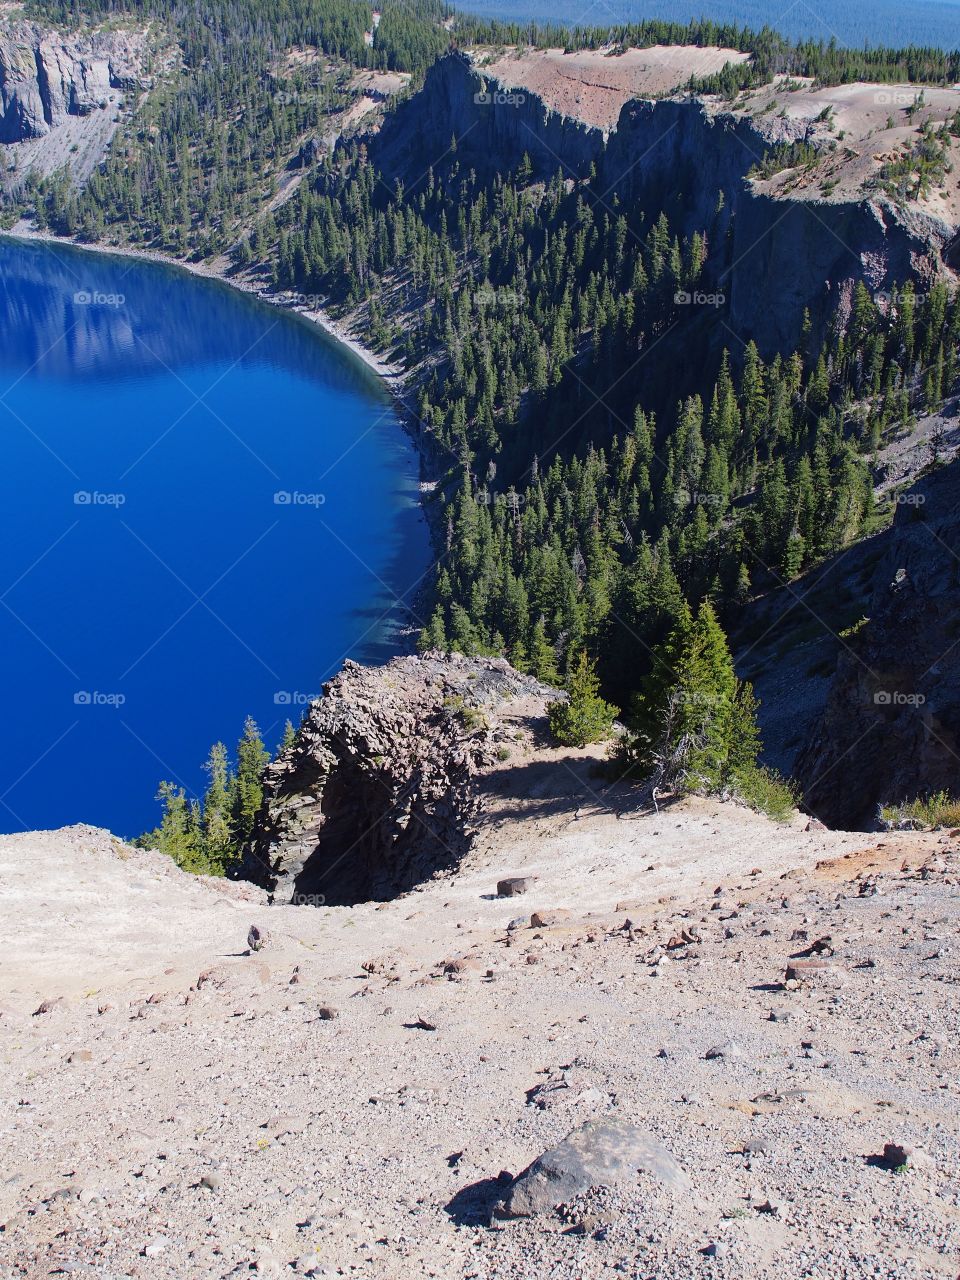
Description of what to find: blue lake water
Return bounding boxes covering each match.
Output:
[0,237,429,838]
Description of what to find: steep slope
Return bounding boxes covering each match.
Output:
[0,15,150,189]
[794,457,960,826]
[3,757,959,1278]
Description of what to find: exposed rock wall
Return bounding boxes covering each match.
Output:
[0,20,144,143]
[794,459,960,827]
[371,53,952,358]
[242,653,559,905]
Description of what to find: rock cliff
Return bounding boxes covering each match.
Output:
[371,53,954,357]
[794,458,960,827]
[242,653,560,905]
[0,19,144,142]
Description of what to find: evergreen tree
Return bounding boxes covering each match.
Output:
[548,651,618,747]
[234,717,269,844]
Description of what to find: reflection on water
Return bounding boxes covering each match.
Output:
[0,237,374,394]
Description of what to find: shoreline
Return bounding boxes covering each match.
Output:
[2,220,408,389]
[2,220,441,644]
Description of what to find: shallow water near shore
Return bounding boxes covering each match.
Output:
[0,236,429,837]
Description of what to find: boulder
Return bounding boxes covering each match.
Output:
[497,1115,689,1217]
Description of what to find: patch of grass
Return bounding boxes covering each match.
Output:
[729,764,799,823]
[879,790,960,829]
[443,695,488,733]
[838,615,869,639]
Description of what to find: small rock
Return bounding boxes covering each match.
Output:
[248,924,268,952]
[316,1006,339,1021]
[200,1172,221,1191]
[703,1240,731,1258]
[705,1042,741,1061]
[530,909,571,928]
[497,876,534,897]
[143,1237,169,1258]
[33,998,65,1016]
[882,1142,933,1171]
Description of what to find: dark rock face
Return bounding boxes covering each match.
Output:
[795,460,960,827]
[497,1116,690,1217]
[241,653,559,906]
[371,53,950,359]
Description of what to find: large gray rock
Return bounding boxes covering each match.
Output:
[498,1116,690,1217]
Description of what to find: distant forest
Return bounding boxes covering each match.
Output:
[455,0,960,54]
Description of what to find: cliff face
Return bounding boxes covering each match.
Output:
[242,653,560,905]
[372,53,953,357]
[793,459,960,827]
[0,20,144,143]
[602,98,947,354]
[372,52,601,184]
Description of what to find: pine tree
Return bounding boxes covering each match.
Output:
[202,742,234,872]
[146,781,205,873]
[548,651,617,747]
[234,717,269,845]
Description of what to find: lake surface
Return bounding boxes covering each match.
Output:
[0,237,429,838]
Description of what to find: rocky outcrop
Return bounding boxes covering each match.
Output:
[242,653,560,905]
[0,18,145,143]
[370,53,953,358]
[794,459,960,827]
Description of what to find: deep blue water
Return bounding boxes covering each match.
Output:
[0,237,429,838]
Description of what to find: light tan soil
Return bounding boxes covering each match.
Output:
[2,752,957,1279]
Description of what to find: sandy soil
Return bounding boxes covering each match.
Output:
[2,738,958,1279]
[481,46,751,130]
